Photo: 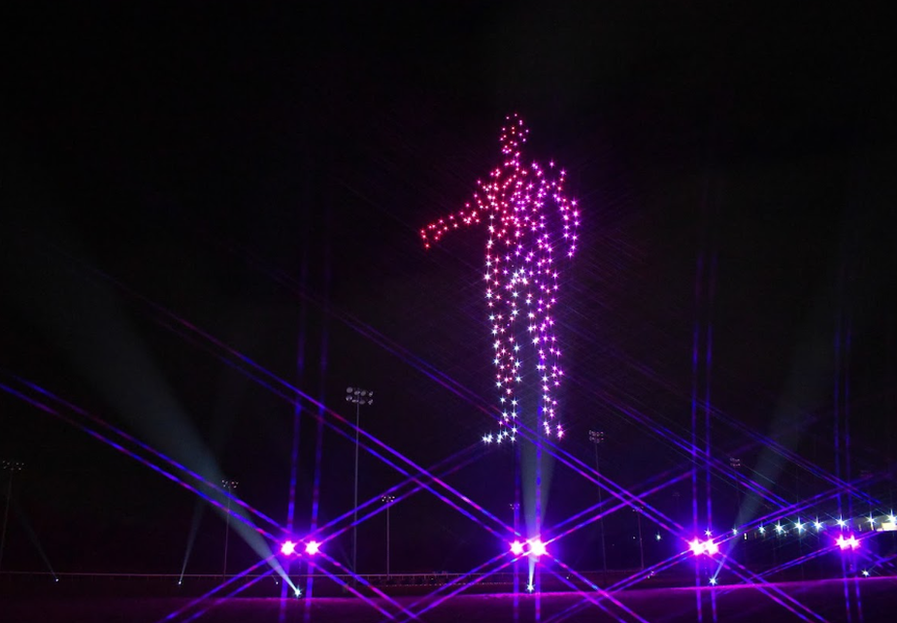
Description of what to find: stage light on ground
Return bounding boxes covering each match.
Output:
[814,521,823,531]
[294,587,302,597]
[689,538,718,556]
[689,539,704,555]
[281,541,297,555]
[526,583,535,593]
[795,521,805,533]
[836,535,859,550]
[529,538,546,557]
[889,514,896,524]
[709,577,718,586]
[775,524,784,534]
[704,529,712,537]
[862,570,870,577]
[732,528,737,536]
[837,518,847,528]
[759,526,766,534]
[507,537,546,556]
[305,541,320,555]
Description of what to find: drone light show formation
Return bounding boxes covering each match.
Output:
[422,114,580,442]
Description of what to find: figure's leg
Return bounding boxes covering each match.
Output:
[485,243,521,442]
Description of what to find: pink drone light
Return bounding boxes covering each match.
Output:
[422,113,580,441]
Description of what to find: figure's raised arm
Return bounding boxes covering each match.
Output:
[421,201,482,249]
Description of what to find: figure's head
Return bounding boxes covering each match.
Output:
[500,113,528,161]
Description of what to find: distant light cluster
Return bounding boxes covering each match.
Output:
[422,114,580,442]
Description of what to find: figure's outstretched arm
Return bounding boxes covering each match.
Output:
[557,196,580,258]
[553,172,580,258]
[421,200,482,249]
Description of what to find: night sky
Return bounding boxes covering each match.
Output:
[2,4,895,576]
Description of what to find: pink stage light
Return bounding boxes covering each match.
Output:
[422,113,580,441]
[529,538,547,557]
[837,535,859,550]
[510,540,525,555]
[689,538,718,556]
[281,540,297,555]
[305,541,320,555]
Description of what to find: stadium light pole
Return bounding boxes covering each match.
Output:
[347,386,373,578]
[381,494,395,579]
[588,430,607,578]
[509,502,521,531]
[729,457,742,521]
[509,502,521,591]
[0,460,24,572]
[729,456,744,560]
[634,505,645,570]
[221,479,238,577]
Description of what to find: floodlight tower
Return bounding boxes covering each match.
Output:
[346,386,373,577]
[633,505,645,570]
[221,478,239,577]
[729,457,742,521]
[588,430,607,577]
[509,502,521,531]
[0,460,24,572]
[729,456,745,559]
[381,494,396,579]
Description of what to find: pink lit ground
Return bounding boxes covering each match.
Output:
[2,578,895,623]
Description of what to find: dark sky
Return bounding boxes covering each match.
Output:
[1,3,895,575]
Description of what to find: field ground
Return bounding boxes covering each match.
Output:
[2,576,895,623]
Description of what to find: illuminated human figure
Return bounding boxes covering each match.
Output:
[422,114,580,442]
